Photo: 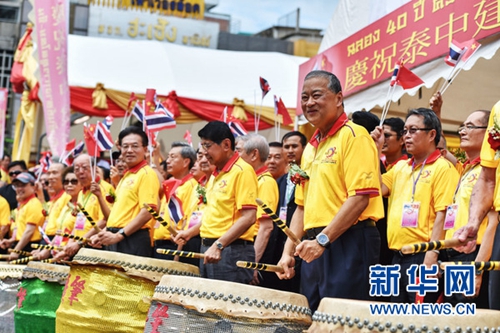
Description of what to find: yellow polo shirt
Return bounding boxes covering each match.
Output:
[200,153,258,241]
[154,174,198,240]
[296,113,383,231]
[73,180,112,237]
[480,100,500,210]
[44,191,71,236]
[15,195,45,242]
[53,203,77,246]
[0,169,10,184]
[107,160,159,229]
[254,166,279,236]
[445,158,486,244]
[0,196,10,228]
[382,149,459,250]
[182,179,208,232]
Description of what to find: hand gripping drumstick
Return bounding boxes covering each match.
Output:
[236,260,284,273]
[77,203,101,233]
[56,232,87,243]
[143,203,178,237]
[400,238,470,254]
[31,244,64,251]
[255,198,301,246]
[440,261,500,271]
[156,248,205,259]
[8,249,32,256]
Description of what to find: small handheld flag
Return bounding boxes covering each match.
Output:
[259,77,271,99]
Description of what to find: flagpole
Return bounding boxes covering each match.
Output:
[257,99,263,134]
[441,44,481,95]
[379,84,395,126]
[253,90,257,132]
[294,115,298,131]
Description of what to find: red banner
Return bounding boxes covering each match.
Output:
[298,0,500,109]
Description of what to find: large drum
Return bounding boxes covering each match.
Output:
[14,262,70,333]
[55,248,200,333]
[308,298,500,333]
[143,274,312,332]
[0,264,25,333]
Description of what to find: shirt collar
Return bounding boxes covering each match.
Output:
[407,149,441,167]
[213,153,239,177]
[18,193,36,206]
[180,173,194,186]
[309,112,349,148]
[50,189,65,202]
[384,154,409,167]
[463,156,481,168]
[127,160,148,174]
[255,165,269,177]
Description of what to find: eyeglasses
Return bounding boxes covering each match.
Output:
[9,170,22,177]
[63,179,78,186]
[200,142,215,150]
[458,125,487,133]
[401,128,433,136]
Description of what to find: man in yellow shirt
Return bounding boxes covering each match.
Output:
[236,134,279,286]
[179,121,258,283]
[456,100,500,310]
[154,141,197,263]
[381,117,408,171]
[93,126,160,257]
[266,142,287,180]
[373,108,459,303]
[0,172,45,261]
[277,71,383,311]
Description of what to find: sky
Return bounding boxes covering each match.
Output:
[211,0,340,34]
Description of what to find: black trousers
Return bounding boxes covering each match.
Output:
[106,228,152,257]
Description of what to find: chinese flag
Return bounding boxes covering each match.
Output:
[162,178,180,203]
[274,95,293,125]
[395,64,424,90]
[183,130,192,145]
[83,124,99,157]
[144,88,156,111]
[459,38,481,62]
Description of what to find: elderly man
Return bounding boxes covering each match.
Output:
[277,71,383,311]
[42,163,71,239]
[93,126,160,257]
[266,142,287,180]
[236,134,279,285]
[372,108,459,303]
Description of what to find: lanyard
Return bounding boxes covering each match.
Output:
[452,162,480,203]
[411,158,427,202]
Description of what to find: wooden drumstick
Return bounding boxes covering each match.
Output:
[255,198,301,246]
[143,203,179,237]
[56,232,87,243]
[440,261,500,271]
[0,254,9,260]
[236,260,284,273]
[8,249,32,256]
[400,238,469,254]
[156,248,205,259]
[40,258,56,264]
[77,203,101,233]
[31,244,64,251]
[9,256,35,264]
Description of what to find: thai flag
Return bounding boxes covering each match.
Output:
[144,102,176,132]
[39,152,52,173]
[184,130,192,146]
[444,40,465,66]
[103,115,114,130]
[131,101,144,122]
[390,62,400,86]
[95,122,114,151]
[168,194,184,224]
[259,76,271,99]
[72,141,84,157]
[228,120,248,137]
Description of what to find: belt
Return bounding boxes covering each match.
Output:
[306,219,376,239]
[201,238,253,247]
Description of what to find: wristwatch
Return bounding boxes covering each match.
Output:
[215,240,224,251]
[118,228,128,239]
[316,232,330,248]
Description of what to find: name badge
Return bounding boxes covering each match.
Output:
[279,207,287,222]
[444,204,458,230]
[53,235,63,246]
[75,212,86,231]
[188,211,203,229]
[401,202,420,228]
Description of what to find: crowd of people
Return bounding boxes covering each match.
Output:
[0,70,499,313]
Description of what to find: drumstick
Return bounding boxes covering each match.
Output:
[31,244,64,251]
[156,248,205,259]
[56,232,88,243]
[143,203,179,237]
[77,203,101,233]
[255,198,301,246]
[0,254,9,260]
[440,261,500,271]
[236,260,284,273]
[400,238,470,254]
[40,258,56,264]
[8,249,32,256]
[9,256,35,264]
